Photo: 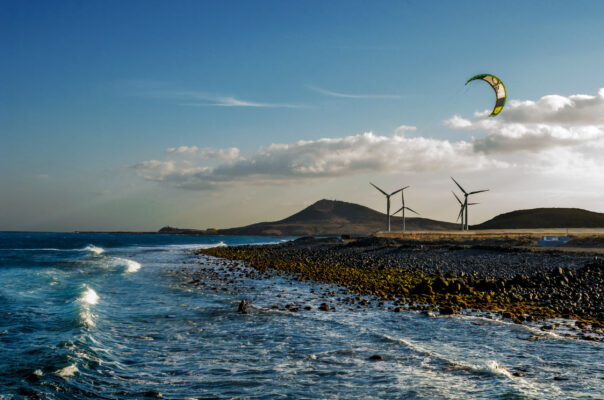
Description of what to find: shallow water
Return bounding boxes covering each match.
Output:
[0,232,602,399]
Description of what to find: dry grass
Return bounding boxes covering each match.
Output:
[375,229,604,250]
[377,228,604,238]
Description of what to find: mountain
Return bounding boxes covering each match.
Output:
[473,208,604,229]
[159,199,458,236]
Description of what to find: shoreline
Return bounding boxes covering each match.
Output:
[197,236,603,340]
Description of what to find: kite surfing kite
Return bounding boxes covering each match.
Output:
[465,74,506,117]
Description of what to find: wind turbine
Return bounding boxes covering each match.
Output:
[451,177,488,231]
[393,187,418,232]
[452,191,465,231]
[452,191,479,231]
[370,183,406,232]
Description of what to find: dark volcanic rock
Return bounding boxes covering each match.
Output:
[238,299,249,314]
[439,306,456,315]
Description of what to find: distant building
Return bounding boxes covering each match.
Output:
[537,236,570,247]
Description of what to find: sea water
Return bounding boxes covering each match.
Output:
[0,232,602,399]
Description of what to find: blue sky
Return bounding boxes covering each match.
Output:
[3,0,604,231]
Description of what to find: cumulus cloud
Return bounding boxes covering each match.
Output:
[132,132,503,190]
[394,125,417,134]
[166,146,239,160]
[444,115,472,129]
[446,88,604,154]
[497,88,604,125]
[166,146,199,155]
[132,88,604,191]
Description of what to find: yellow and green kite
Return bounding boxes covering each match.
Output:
[466,74,507,117]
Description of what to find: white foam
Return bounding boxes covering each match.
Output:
[486,360,514,378]
[79,287,99,305]
[83,245,105,255]
[33,369,44,376]
[56,364,78,378]
[111,257,142,273]
[458,313,571,341]
[125,259,141,272]
[79,309,96,328]
[380,334,432,356]
[168,241,227,250]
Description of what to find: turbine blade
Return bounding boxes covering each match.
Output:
[452,191,462,204]
[468,202,479,205]
[451,177,467,195]
[469,189,489,195]
[457,208,463,221]
[393,206,403,215]
[370,182,387,196]
[405,207,419,215]
[390,186,406,196]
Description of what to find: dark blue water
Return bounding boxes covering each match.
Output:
[0,232,602,399]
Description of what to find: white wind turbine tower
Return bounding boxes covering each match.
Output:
[452,191,479,231]
[393,186,419,232]
[452,191,465,231]
[370,183,405,232]
[451,177,489,231]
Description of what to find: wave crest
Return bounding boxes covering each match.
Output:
[110,257,142,273]
[79,286,99,305]
[83,245,105,255]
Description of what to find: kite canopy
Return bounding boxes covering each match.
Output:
[465,74,506,117]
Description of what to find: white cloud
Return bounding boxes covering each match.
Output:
[394,125,417,134]
[166,146,239,160]
[444,115,472,129]
[166,146,199,155]
[307,84,401,99]
[182,95,301,108]
[446,88,604,154]
[133,88,604,196]
[198,147,240,160]
[496,88,604,125]
[132,131,503,190]
[141,87,302,108]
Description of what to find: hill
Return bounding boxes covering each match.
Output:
[159,199,458,236]
[473,208,604,229]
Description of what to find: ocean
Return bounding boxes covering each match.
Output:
[0,232,602,399]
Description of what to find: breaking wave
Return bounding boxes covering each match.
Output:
[82,245,105,255]
[110,257,142,273]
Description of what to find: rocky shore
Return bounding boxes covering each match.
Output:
[197,236,603,338]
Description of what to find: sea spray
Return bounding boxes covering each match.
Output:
[78,286,99,328]
[79,286,99,305]
[83,245,105,255]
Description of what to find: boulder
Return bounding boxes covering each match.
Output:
[238,299,249,314]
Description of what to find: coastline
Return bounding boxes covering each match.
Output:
[197,236,603,339]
